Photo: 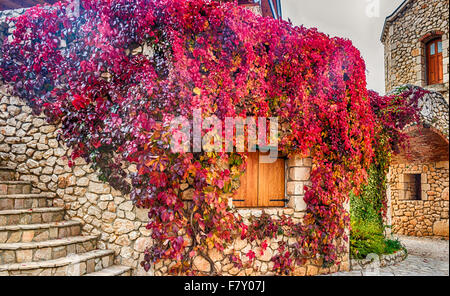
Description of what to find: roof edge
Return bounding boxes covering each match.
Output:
[380,0,412,43]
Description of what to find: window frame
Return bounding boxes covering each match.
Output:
[233,151,287,208]
[426,37,443,85]
[403,173,422,201]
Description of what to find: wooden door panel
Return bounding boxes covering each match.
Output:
[427,39,443,85]
[258,155,285,207]
[437,53,443,83]
[429,55,436,84]
[234,152,259,207]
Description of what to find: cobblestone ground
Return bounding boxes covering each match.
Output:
[331,235,449,276]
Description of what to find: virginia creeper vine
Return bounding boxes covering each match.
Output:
[0,0,423,275]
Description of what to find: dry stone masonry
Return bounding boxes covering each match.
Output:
[386,86,449,238]
[0,86,151,275]
[381,0,449,102]
[350,248,407,272]
[0,85,351,276]
[0,92,132,276]
[382,0,449,239]
[388,161,449,237]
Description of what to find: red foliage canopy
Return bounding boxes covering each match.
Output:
[0,0,423,274]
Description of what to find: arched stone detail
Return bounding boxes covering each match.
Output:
[387,85,449,238]
[419,30,445,43]
[392,125,449,165]
[416,31,446,88]
[389,85,449,141]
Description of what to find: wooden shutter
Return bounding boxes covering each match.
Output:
[234,152,285,207]
[233,152,259,207]
[259,156,286,207]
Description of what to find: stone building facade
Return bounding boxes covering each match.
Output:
[0,83,350,276]
[385,85,449,238]
[381,0,449,239]
[0,5,350,276]
[381,0,449,102]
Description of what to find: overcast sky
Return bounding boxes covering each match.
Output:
[281,0,404,94]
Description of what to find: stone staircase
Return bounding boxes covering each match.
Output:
[0,166,132,276]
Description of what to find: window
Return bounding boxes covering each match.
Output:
[403,174,422,201]
[426,38,443,85]
[234,151,286,207]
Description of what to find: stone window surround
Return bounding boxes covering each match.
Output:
[399,173,426,201]
[231,154,311,214]
[386,161,449,238]
[414,30,449,89]
[398,171,429,201]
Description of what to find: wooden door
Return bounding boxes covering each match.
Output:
[234,152,285,208]
[437,39,443,83]
[427,38,443,85]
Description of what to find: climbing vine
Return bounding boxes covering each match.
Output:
[0,0,423,275]
[349,87,426,258]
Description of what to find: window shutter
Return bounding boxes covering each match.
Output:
[233,152,259,207]
[258,156,286,207]
[234,152,286,207]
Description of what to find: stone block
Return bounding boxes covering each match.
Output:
[288,195,307,212]
[88,182,110,194]
[420,174,427,184]
[134,237,152,252]
[193,256,211,273]
[287,156,303,167]
[422,183,431,191]
[286,181,304,196]
[435,161,449,169]
[289,167,310,181]
[135,207,149,222]
[442,187,449,201]
[16,249,33,263]
[433,220,449,237]
[306,265,318,276]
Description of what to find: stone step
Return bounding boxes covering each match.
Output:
[0,235,99,265]
[0,181,32,195]
[0,167,15,182]
[84,265,132,276]
[0,220,82,243]
[0,194,52,210]
[0,207,65,227]
[0,249,115,276]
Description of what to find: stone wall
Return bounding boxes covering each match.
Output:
[385,86,449,239]
[381,0,449,102]
[154,155,349,276]
[350,249,407,272]
[0,87,154,275]
[388,161,449,237]
[0,86,350,275]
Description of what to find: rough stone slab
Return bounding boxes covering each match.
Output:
[0,207,63,215]
[0,193,52,199]
[0,249,114,273]
[0,194,53,210]
[84,265,132,276]
[0,235,98,250]
[0,220,81,232]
